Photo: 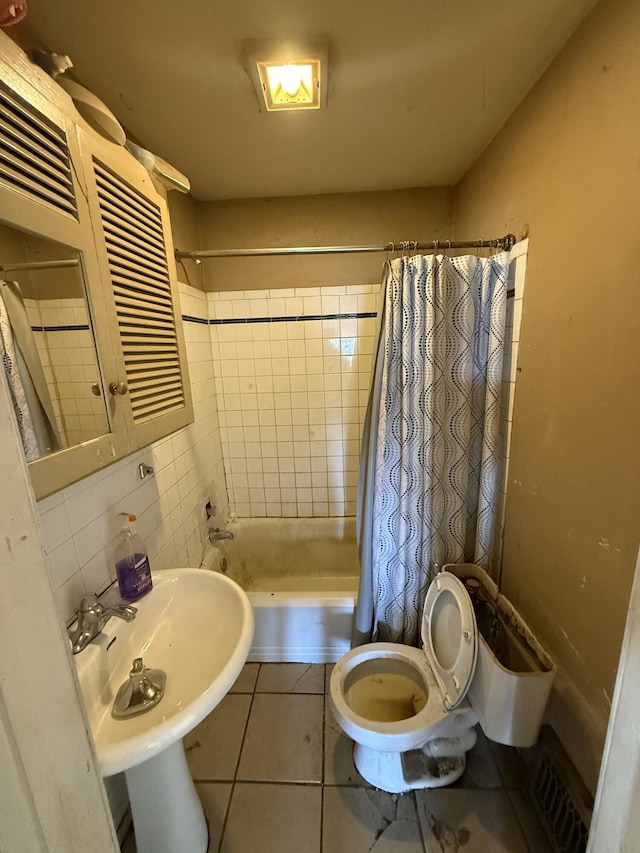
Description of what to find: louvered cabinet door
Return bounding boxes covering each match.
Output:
[0,81,78,220]
[0,49,128,499]
[81,133,193,452]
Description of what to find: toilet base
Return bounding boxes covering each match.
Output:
[353,726,478,793]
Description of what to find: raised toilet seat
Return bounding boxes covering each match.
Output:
[330,571,480,792]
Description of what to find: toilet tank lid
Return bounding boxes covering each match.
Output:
[421,571,478,710]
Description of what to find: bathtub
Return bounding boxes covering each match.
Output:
[201,517,359,663]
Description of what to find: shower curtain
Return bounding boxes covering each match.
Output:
[0,281,61,461]
[354,251,509,645]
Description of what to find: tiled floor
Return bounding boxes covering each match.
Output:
[122,663,553,853]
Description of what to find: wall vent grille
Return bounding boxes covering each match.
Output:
[529,726,593,853]
[0,83,77,218]
[93,159,184,424]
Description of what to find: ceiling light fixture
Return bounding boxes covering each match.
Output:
[243,39,329,113]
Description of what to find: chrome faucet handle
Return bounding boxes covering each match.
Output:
[78,593,100,611]
[68,594,137,655]
[75,594,106,628]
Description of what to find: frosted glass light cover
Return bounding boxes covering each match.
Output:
[257,58,322,111]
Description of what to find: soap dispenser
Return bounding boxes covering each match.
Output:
[114,513,153,601]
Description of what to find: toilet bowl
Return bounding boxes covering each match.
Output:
[330,568,555,793]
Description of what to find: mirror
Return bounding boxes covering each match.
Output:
[0,222,110,462]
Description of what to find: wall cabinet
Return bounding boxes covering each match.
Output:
[0,35,193,499]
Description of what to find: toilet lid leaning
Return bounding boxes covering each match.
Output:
[421,571,478,710]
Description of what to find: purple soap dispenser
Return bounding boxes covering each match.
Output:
[114,513,153,602]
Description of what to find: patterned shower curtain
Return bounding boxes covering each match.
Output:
[354,251,509,645]
[0,282,61,461]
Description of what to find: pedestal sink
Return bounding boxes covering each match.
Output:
[74,569,254,853]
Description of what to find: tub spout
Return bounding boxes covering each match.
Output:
[209,527,234,543]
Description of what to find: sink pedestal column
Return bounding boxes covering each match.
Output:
[125,740,208,853]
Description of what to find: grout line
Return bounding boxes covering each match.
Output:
[320,663,327,853]
[217,779,323,787]
[217,663,261,851]
[234,664,260,783]
[412,790,429,853]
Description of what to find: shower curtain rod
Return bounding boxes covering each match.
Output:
[0,259,79,273]
[175,234,517,261]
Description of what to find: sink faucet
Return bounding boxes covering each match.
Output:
[68,594,137,655]
[208,527,234,543]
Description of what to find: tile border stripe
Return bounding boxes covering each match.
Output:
[31,324,91,332]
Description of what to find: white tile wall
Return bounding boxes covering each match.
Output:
[37,281,228,622]
[210,284,378,518]
[26,297,107,447]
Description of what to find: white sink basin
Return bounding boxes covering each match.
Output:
[75,568,254,777]
[74,568,253,853]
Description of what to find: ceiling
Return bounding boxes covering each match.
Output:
[23,0,597,201]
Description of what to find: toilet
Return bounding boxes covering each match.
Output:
[330,568,555,793]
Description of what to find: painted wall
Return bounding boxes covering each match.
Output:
[453,0,640,792]
[193,188,453,292]
[169,190,205,291]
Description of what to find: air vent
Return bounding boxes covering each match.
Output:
[0,83,77,217]
[529,726,593,853]
[93,160,185,424]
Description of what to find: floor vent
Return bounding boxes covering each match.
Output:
[529,726,593,853]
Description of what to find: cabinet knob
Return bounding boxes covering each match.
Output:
[109,381,129,396]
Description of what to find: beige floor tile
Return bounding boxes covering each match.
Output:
[453,729,503,789]
[185,693,251,780]
[237,693,323,782]
[322,787,425,853]
[416,788,529,852]
[325,662,334,694]
[324,701,369,787]
[487,739,529,788]
[229,662,260,693]
[507,789,555,853]
[221,783,321,853]
[256,662,325,693]
[195,782,232,853]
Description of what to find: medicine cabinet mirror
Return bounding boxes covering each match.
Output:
[0,222,110,462]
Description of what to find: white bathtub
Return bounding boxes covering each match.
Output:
[201,517,359,663]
